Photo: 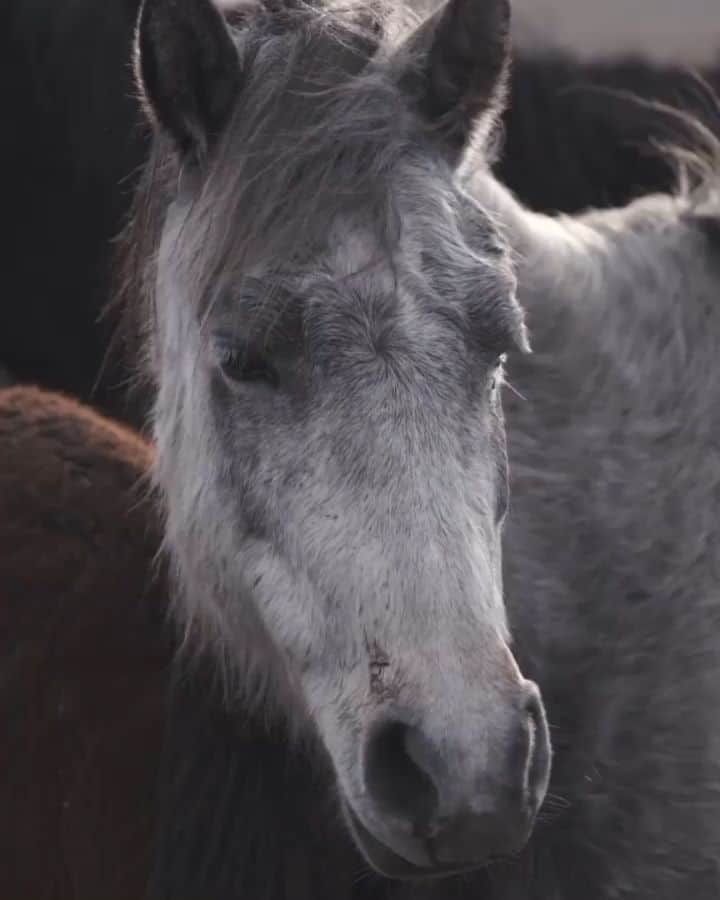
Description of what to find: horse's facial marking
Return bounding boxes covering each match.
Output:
[138,0,549,878]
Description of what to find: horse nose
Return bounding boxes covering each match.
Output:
[362,682,551,865]
[364,720,441,828]
[521,684,552,814]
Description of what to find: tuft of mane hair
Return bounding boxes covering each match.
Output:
[497,49,720,213]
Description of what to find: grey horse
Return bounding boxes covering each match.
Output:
[119,0,720,894]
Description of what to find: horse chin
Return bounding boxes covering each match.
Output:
[341,801,487,882]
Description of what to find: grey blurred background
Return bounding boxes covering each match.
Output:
[512,0,719,63]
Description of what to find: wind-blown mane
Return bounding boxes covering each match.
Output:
[498,48,720,213]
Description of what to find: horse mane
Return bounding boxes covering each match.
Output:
[580,72,720,236]
[496,48,720,214]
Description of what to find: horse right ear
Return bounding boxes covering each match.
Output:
[398,0,511,165]
[135,0,243,162]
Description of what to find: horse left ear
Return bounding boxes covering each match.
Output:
[399,0,511,164]
[135,0,243,162]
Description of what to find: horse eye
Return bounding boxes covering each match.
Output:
[215,342,279,388]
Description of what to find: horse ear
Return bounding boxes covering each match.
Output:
[400,0,511,163]
[135,0,243,162]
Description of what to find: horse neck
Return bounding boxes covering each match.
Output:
[474,169,720,685]
[471,168,720,364]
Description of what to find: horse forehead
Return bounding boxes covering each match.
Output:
[325,221,396,280]
[321,185,470,281]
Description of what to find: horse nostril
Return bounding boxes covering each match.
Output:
[523,685,552,806]
[364,720,439,829]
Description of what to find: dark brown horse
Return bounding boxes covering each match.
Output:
[0,385,366,899]
[0,386,165,897]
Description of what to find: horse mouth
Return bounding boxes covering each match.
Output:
[343,803,486,882]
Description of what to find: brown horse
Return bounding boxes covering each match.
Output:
[0,385,366,899]
[0,385,166,897]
